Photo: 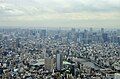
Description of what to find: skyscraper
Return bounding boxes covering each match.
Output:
[102,33,109,43]
[41,29,47,39]
[56,50,63,71]
[16,38,20,48]
[0,33,3,41]
[45,57,54,72]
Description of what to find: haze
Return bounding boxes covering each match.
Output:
[0,0,120,28]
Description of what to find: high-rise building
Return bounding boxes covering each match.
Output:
[16,38,20,48]
[41,29,47,39]
[70,63,76,76]
[101,28,104,34]
[42,48,46,58]
[45,57,54,72]
[56,50,63,71]
[117,36,120,45]
[0,33,3,41]
[102,33,109,42]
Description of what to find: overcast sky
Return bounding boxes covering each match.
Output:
[0,0,120,28]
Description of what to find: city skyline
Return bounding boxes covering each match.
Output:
[0,0,120,28]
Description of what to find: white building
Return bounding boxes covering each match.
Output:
[114,73,120,79]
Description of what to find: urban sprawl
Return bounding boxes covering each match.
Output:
[0,28,120,79]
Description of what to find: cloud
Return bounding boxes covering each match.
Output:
[1,0,119,15]
[0,0,120,28]
[0,3,24,17]
[4,0,120,14]
[52,0,120,13]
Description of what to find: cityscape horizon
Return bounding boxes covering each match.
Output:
[0,0,120,79]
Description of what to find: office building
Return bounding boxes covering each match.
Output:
[45,57,54,72]
[56,50,63,71]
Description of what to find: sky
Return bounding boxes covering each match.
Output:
[0,0,120,28]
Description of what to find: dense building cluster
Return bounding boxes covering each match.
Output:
[0,28,120,79]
